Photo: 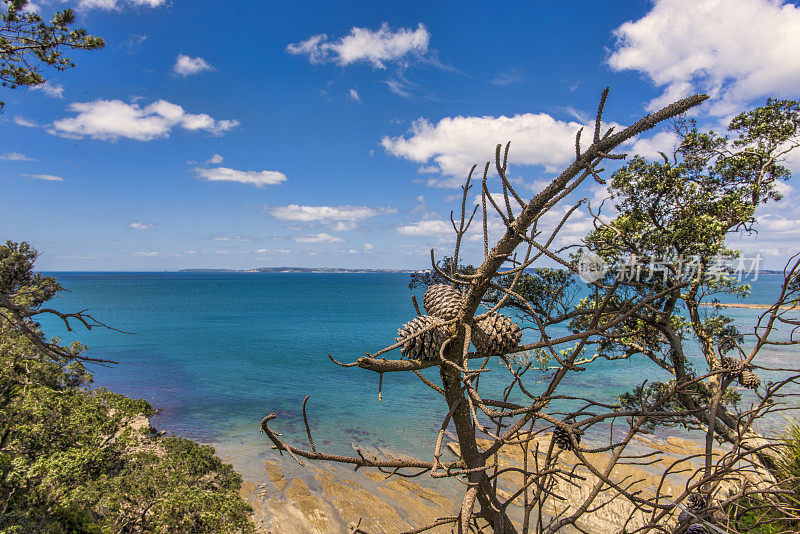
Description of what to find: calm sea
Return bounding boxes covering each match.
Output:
[38,272,798,479]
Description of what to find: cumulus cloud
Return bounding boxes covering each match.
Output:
[608,0,800,116]
[755,214,800,234]
[0,152,35,161]
[194,167,287,187]
[30,82,64,98]
[286,23,430,69]
[291,232,344,243]
[397,220,451,235]
[266,204,392,231]
[22,173,63,182]
[349,88,361,101]
[207,154,223,164]
[629,131,680,161]
[173,54,215,77]
[129,221,152,230]
[382,113,598,185]
[77,0,166,10]
[49,100,239,141]
[363,243,374,250]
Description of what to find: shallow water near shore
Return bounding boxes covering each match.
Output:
[39,272,799,493]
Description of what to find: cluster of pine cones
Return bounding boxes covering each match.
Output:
[720,356,761,389]
[395,284,522,361]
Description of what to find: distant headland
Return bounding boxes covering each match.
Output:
[178,267,424,274]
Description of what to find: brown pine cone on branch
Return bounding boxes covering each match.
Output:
[395,315,448,361]
[472,313,522,355]
[422,284,464,320]
[739,369,761,389]
[719,356,743,379]
[553,425,581,451]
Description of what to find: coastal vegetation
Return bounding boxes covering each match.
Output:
[0,242,254,532]
[261,93,800,533]
[0,0,104,111]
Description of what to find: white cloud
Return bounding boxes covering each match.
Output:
[384,79,411,98]
[775,181,794,197]
[255,248,291,254]
[417,165,440,174]
[50,100,239,141]
[755,214,800,234]
[129,221,152,230]
[213,235,252,242]
[607,0,800,116]
[629,131,680,161]
[286,23,430,69]
[363,243,374,250]
[77,0,167,10]
[291,232,344,243]
[382,113,597,185]
[133,251,160,256]
[0,152,35,161]
[266,204,394,231]
[173,54,215,77]
[349,88,361,101]
[22,173,63,182]
[207,153,223,164]
[490,69,522,87]
[13,116,38,128]
[194,167,287,187]
[30,82,64,98]
[124,34,148,49]
[397,220,451,236]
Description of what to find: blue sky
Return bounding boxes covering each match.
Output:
[2,0,800,270]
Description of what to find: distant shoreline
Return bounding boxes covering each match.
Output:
[700,302,797,310]
[178,267,422,274]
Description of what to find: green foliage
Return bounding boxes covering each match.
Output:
[0,242,253,533]
[723,419,800,533]
[580,100,800,432]
[0,241,61,307]
[409,256,476,289]
[492,268,577,320]
[0,0,104,110]
[589,98,799,267]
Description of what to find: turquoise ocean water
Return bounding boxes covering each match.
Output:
[37,272,797,480]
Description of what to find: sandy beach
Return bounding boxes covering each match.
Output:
[233,432,710,533]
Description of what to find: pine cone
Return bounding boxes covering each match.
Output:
[472,313,522,355]
[396,315,448,361]
[677,510,692,524]
[553,426,581,451]
[684,524,709,534]
[422,284,464,320]
[719,356,743,379]
[687,493,707,511]
[739,369,761,389]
